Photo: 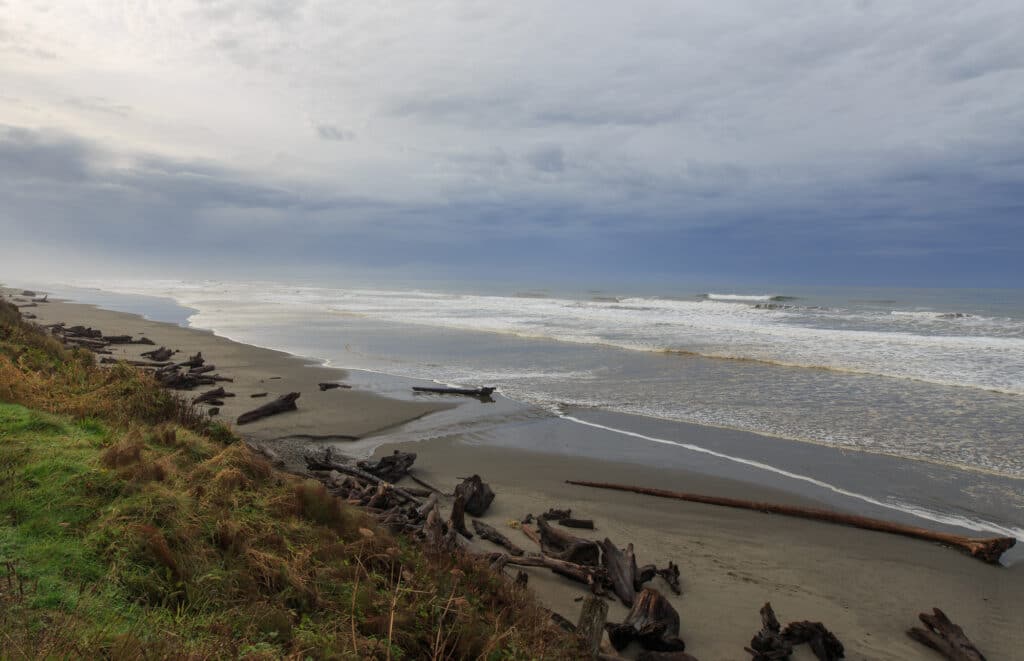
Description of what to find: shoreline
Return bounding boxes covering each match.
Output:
[4,287,1022,659]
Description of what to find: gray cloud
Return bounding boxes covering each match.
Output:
[315,124,355,141]
[0,1,1021,283]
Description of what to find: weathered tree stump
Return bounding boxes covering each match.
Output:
[237,392,299,424]
[454,475,495,516]
[605,588,686,653]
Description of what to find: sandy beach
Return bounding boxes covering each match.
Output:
[8,290,1022,660]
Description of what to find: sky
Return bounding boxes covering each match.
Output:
[1,0,1023,287]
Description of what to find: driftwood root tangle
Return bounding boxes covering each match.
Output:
[566,480,1016,564]
[907,608,986,661]
[605,588,686,653]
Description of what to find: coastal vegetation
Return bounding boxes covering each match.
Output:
[0,299,579,659]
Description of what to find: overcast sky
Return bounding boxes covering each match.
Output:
[1,1,1022,286]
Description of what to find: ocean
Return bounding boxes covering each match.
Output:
[29,278,1024,555]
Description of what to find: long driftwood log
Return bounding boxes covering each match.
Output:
[907,609,986,661]
[565,480,1016,564]
[237,392,299,425]
[412,385,495,397]
[502,554,608,591]
[605,588,686,653]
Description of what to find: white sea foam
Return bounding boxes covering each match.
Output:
[82,279,1024,396]
[703,293,775,302]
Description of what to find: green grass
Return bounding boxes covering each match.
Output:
[0,299,580,659]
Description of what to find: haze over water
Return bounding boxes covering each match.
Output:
[79,279,1024,483]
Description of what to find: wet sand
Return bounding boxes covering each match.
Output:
[6,290,1022,660]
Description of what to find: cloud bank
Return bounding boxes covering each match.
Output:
[1,1,1022,285]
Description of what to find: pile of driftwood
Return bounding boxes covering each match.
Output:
[44,322,155,355]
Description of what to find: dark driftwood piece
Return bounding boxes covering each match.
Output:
[747,603,791,660]
[449,493,472,539]
[538,517,600,566]
[357,450,416,483]
[406,470,446,495]
[600,538,638,606]
[194,387,234,404]
[250,392,268,398]
[605,588,686,653]
[566,480,1015,564]
[318,382,352,391]
[473,520,524,556]
[237,392,299,425]
[412,385,495,397]
[577,595,609,657]
[541,508,572,521]
[175,352,205,369]
[305,451,422,505]
[656,562,682,595]
[141,346,174,361]
[783,621,844,661]
[454,475,495,516]
[907,609,986,661]
[559,518,595,529]
[188,364,215,375]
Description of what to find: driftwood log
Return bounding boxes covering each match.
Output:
[449,493,472,539]
[566,480,1016,564]
[605,588,686,653]
[907,609,986,661]
[473,520,524,556]
[318,382,352,391]
[195,387,234,404]
[141,346,174,361]
[357,450,416,483]
[560,518,595,530]
[237,392,299,425]
[502,554,608,592]
[454,475,495,516]
[412,385,495,397]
